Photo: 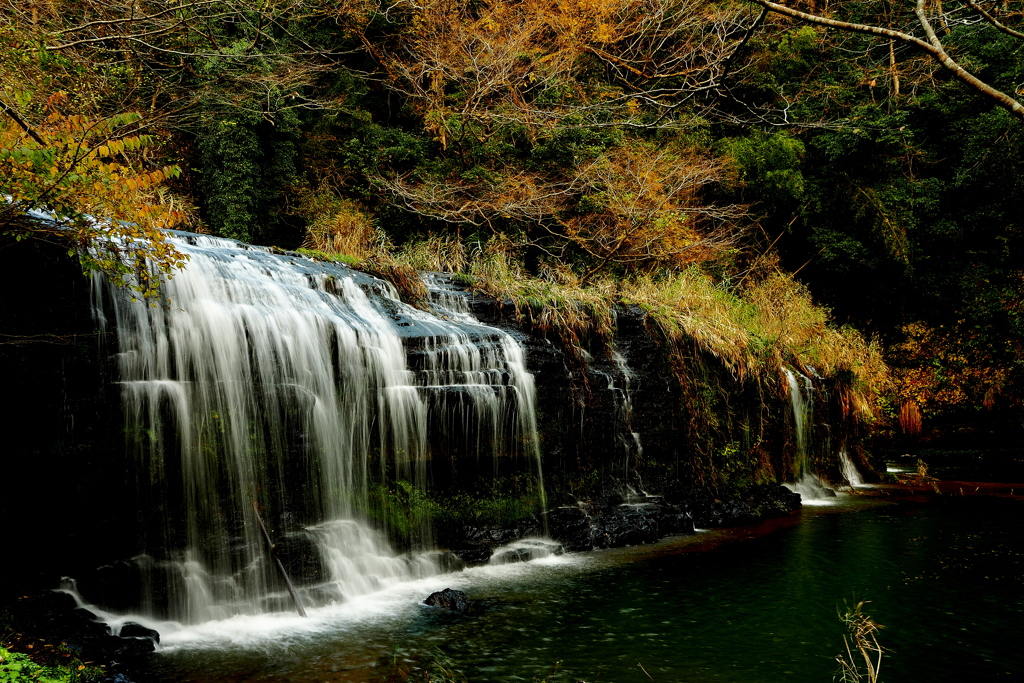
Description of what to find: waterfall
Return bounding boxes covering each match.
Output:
[782,368,832,502]
[839,449,865,487]
[608,350,648,500]
[420,273,545,508]
[88,234,545,623]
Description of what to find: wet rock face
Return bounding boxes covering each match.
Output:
[546,499,696,551]
[679,485,803,528]
[450,548,494,565]
[424,588,471,612]
[543,485,801,550]
[436,517,545,566]
[275,533,328,586]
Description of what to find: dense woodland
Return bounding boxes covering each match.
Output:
[3,0,1024,443]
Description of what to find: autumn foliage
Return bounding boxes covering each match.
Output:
[0,91,187,297]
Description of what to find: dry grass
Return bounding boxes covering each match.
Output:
[298,222,887,417]
[742,273,888,420]
[462,238,886,423]
[301,196,379,260]
[836,601,885,683]
[619,270,753,379]
[394,233,469,273]
[468,238,617,362]
[296,192,435,304]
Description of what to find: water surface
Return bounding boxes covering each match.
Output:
[142,496,1023,682]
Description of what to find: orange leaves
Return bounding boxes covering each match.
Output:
[1,90,187,297]
[562,141,742,279]
[888,322,1012,420]
[385,0,643,133]
[529,0,626,47]
[120,167,175,192]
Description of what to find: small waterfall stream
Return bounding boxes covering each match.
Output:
[608,350,648,500]
[88,234,546,623]
[839,449,865,487]
[782,368,832,502]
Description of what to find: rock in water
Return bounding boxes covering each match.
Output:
[425,588,471,612]
[120,622,160,644]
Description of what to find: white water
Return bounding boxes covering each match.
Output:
[782,368,834,503]
[488,538,564,565]
[88,236,547,624]
[420,274,546,508]
[58,550,583,652]
[839,449,865,487]
[596,348,651,500]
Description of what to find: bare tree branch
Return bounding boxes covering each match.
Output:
[967,0,1024,39]
[748,0,1024,121]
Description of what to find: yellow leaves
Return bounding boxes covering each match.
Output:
[592,22,618,44]
[562,140,737,277]
[1,94,186,297]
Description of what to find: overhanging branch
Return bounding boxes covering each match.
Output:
[748,0,1024,121]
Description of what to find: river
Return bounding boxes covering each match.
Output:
[128,493,1022,682]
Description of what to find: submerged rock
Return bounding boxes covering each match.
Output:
[424,588,471,612]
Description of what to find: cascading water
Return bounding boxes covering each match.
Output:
[839,449,865,487]
[782,368,832,502]
[607,350,648,500]
[87,233,546,623]
[419,273,546,507]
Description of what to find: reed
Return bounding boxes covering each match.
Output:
[836,601,885,683]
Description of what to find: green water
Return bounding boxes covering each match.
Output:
[144,496,1023,682]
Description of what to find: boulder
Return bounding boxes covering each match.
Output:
[546,500,695,551]
[451,548,493,565]
[3,591,157,661]
[424,588,471,612]
[119,622,160,644]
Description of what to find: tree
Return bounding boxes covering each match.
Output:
[1,91,187,297]
[360,0,755,278]
[373,0,766,140]
[747,0,1024,121]
[1,1,373,245]
[561,141,743,280]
